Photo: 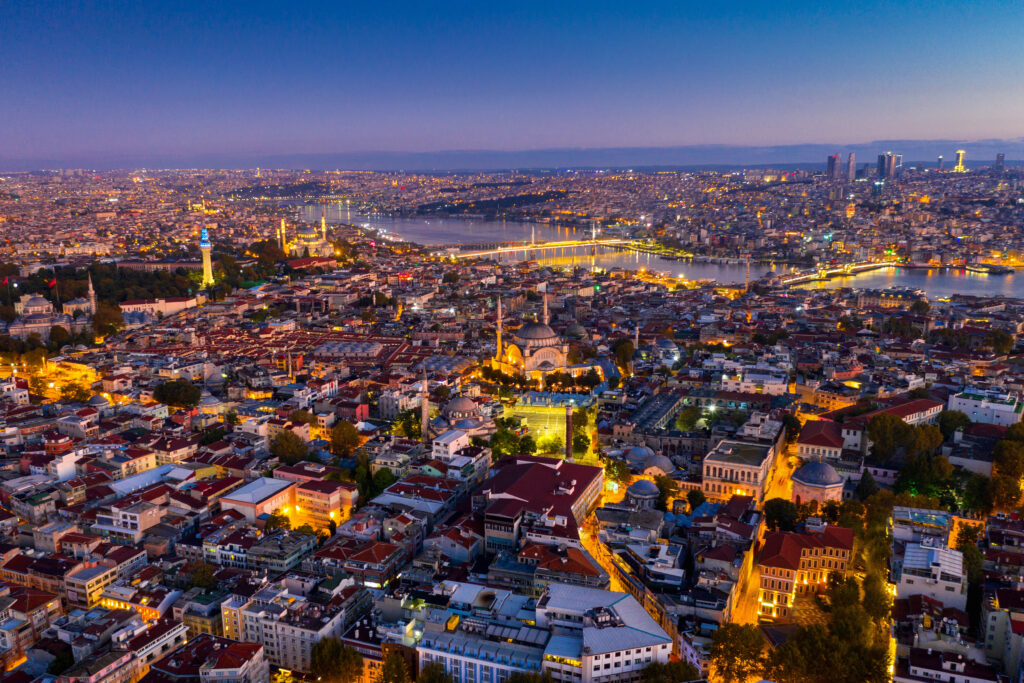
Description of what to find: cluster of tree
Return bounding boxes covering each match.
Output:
[866,413,944,462]
[330,420,361,456]
[653,475,679,511]
[351,454,397,500]
[391,408,423,440]
[153,379,201,408]
[611,338,635,371]
[184,561,218,590]
[710,573,891,683]
[750,329,790,345]
[569,408,591,457]
[485,418,536,459]
[541,368,603,392]
[603,458,631,486]
[928,327,1015,354]
[674,405,702,431]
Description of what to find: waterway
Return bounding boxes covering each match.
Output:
[299,202,575,245]
[301,205,1024,299]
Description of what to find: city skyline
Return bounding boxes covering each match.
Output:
[4,0,1024,168]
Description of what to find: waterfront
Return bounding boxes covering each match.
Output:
[299,202,574,245]
[304,207,1024,299]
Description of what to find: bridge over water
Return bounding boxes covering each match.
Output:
[448,238,636,260]
[780,260,894,285]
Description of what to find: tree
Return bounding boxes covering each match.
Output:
[519,434,537,455]
[653,475,679,511]
[153,379,201,407]
[289,409,317,425]
[710,623,766,683]
[59,382,91,403]
[186,562,217,591]
[763,497,799,532]
[686,488,706,512]
[604,458,631,486]
[270,430,308,465]
[861,571,892,621]
[988,475,1022,511]
[613,339,635,369]
[1006,422,1024,443]
[442,271,460,284]
[866,413,913,462]
[264,510,291,531]
[675,406,702,431]
[295,523,315,536]
[909,299,931,315]
[418,662,453,683]
[48,325,71,348]
[938,410,971,439]
[331,420,361,456]
[827,573,861,611]
[200,427,226,445]
[309,637,363,683]
[854,470,879,501]
[907,424,944,457]
[638,661,700,683]
[572,433,590,456]
[92,302,123,337]
[538,434,564,455]
[985,329,1015,355]
[994,440,1024,479]
[380,651,411,683]
[371,468,396,496]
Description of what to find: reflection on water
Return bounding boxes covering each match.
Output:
[299,205,1024,298]
[299,203,572,245]
[795,266,1024,299]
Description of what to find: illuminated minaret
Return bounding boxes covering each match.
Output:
[199,227,214,289]
[495,297,503,362]
[542,290,549,325]
[321,215,328,242]
[420,370,430,444]
[279,219,288,252]
[87,272,96,316]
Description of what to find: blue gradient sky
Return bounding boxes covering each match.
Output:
[3,0,1023,161]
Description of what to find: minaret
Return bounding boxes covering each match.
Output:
[495,297,503,362]
[543,290,549,326]
[420,371,430,444]
[565,404,573,461]
[634,324,640,349]
[87,273,96,316]
[199,227,215,289]
[321,215,328,242]
[279,219,288,252]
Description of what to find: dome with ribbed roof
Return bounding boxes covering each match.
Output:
[444,396,480,420]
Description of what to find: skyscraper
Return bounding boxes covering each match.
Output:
[877,152,899,179]
[996,153,1006,174]
[954,150,966,173]
[877,154,887,179]
[200,227,214,289]
[826,154,839,180]
[937,155,943,171]
[846,153,855,181]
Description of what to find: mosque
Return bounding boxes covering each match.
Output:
[2,275,96,342]
[491,293,600,384]
[278,217,334,258]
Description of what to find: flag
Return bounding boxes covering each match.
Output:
[1,277,6,286]
[47,278,57,288]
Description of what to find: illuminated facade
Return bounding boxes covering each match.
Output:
[756,525,853,620]
[200,227,215,288]
[954,149,966,173]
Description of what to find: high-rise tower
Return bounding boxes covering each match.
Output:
[846,153,855,181]
[954,150,966,173]
[996,153,1006,174]
[200,227,214,289]
[826,154,839,180]
[937,155,943,171]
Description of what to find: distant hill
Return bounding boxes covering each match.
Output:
[3,138,1024,172]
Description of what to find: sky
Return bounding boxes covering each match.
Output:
[3,0,1024,167]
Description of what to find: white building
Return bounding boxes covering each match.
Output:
[432,430,471,461]
[948,389,1023,427]
[894,539,967,611]
[535,584,672,683]
[701,439,775,503]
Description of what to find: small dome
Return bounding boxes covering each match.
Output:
[793,460,843,487]
[515,322,558,341]
[445,396,478,416]
[25,296,49,307]
[627,479,659,497]
[87,394,110,407]
[656,337,678,349]
[565,323,587,339]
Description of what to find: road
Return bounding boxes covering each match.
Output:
[730,441,800,625]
